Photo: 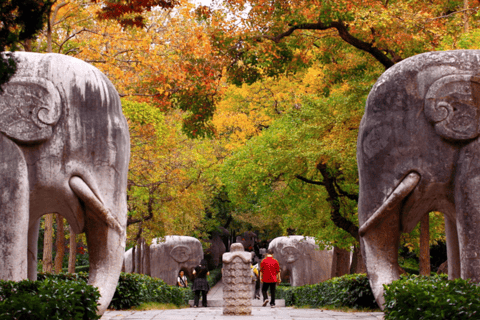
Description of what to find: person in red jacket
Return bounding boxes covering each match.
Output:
[260,249,281,308]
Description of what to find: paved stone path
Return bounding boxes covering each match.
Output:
[101,280,384,320]
[101,307,384,320]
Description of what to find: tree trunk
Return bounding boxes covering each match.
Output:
[132,245,136,273]
[68,226,76,273]
[144,242,151,276]
[42,214,54,273]
[54,214,65,273]
[137,238,143,274]
[419,214,431,276]
[350,245,367,274]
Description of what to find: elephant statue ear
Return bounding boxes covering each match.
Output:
[281,245,300,263]
[0,76,61,143]
[424,74,480,141]
[170,245,192,263]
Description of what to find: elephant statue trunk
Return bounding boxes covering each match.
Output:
[357,50,480,308]
[0,52,130,315]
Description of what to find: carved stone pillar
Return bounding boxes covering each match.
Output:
[222,243,252,315]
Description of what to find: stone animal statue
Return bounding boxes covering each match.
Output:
[205,234,226,267]
[124,235,203,285]
[268,236,341,286]
[235,231,257,251]
[0,52,130,314]
[357,50,480,308]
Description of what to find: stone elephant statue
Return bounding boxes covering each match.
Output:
[357,50,480,308]
[268,236,341,286]
[0,52,130,314]
[124,235,203,285]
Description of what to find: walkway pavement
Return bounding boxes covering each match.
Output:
[101,280,384,320]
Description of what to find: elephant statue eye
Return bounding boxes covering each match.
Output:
[425,74,480,141]
[0,77,61,143]
[170,245,191,263]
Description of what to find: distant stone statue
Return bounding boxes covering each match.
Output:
[268,236,350,286]
[124,235,203,285]
[205,233,226,268]
[222,243,253,315]
[235,231,257,251]
[357,50,480,308]
[0,52,130,315]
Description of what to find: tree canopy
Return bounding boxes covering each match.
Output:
[2,0,479,264]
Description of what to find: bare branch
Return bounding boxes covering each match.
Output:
[295,175,325,186]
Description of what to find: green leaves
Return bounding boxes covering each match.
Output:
[384,275,480,319]
[0,274,100,320]
[108,272,193,310]
[276,274,377,309]
[218,74,365,246]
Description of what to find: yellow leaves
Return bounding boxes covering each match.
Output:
[302,66,326,94]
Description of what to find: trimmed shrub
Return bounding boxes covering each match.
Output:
[276,274,377,309]
[0,277,100,320]
[108,273,191,310]
[384,274,480,319]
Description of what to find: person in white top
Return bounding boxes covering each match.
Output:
[177,270,188,288]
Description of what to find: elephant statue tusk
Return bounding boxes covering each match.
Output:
[69,176,124,235]
[359,172,421,237]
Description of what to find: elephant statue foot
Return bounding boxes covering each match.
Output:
[357,50,480,309]
[0,52,130,315]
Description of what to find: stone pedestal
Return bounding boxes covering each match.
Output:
[222,243,252,315]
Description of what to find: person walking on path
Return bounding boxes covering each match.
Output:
[260,249,280,308]
[177,270,188,288]
[252,261,261,299]
[192,259,210,307]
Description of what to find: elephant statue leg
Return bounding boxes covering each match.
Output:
[455,140,480,281]
[361,209,401,307]
[28,218,41,280]
[444,214,460,279]
[359,172,421,308]
[69,176,125,312]
[0,135,29,281]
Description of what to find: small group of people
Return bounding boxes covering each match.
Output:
[178,249,281,309]
[253,249,281,308]
[177,259,210,308]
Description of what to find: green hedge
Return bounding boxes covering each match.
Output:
[0,277,100,320]
[108,273,191,310]
[207,267,223,289]
[276,274,377,310]
[384,274,480,319]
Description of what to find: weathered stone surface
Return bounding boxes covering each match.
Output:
[268,236,344,286]
[357,50,480,309]
[332,247,352,277]
[124,235,203,285]
[0,52,130,315]
[222,243,253,315]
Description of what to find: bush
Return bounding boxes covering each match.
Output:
[108,273,191,310]
[276,274,377,309]
[207,267,223,289]
[384,274,480,319]
[0,277,100,320]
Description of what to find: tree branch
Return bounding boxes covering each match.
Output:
[264,20,396,69]
[316,162,359,241]
[295,175,325,186]
[333,180,359,202]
